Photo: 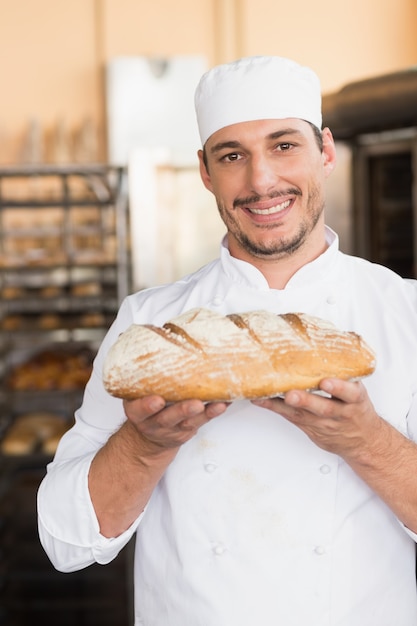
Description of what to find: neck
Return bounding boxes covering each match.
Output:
[228,228,329,290]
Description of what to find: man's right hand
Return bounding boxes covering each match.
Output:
[123,395,229,452]
[88,395,228,537]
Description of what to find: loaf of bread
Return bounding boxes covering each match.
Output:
[103,309,375,402]
[103,308,376,402]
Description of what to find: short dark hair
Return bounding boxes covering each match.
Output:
[309,122,324,151]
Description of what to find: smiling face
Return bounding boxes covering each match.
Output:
[198,118,336,276]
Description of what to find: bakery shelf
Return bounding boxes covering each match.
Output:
[1,292,119,313]
[0,164,133,623]
[0,166,129,343]
[0,164,131,304]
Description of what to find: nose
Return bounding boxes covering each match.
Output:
[247,154,277,195]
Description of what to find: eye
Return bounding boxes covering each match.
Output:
[221,152,242,163]
[276,142,293,152]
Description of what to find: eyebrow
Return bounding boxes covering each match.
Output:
[209,128,305,155]
[209,140,241,155]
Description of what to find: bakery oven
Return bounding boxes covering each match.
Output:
[322,67,417,280]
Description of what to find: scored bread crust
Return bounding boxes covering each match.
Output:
[102,308,376,402]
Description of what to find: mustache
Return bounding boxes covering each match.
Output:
[233,188,302,209]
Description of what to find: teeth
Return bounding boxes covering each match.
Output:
[249,199,291,215]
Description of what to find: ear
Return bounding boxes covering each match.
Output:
[321,127,337,177]
[198,149,214,192]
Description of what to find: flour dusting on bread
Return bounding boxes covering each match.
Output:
[103,308,376,402]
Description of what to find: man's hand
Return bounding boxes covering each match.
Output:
[89,396,228,537]
[252,378,382,459]
[253,378,417,534]
[123,395,229,453]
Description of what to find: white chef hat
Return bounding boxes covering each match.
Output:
[194,55,322,146]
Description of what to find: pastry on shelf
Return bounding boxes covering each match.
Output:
[79,311,106,327]
[1,285,25,299]
[38,313,61,329]
[1,411,71,456]
[39,285,64,298]
[5,347,94,391]
[70,281,101,296]
[1,314,25,330]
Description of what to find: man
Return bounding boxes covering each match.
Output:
[37,56,417,625]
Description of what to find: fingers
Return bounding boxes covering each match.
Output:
[253,379,366,413]
[157,401,229,437]
[252,378,378,457]
[318,378,365,404]
[125,395,228,423]
[251,379,371,439]
[123,395,228,449]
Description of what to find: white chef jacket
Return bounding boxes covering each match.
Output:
[38,227,417,626]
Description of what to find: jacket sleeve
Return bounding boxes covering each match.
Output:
[37,297,143,572]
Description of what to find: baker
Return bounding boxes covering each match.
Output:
[37,56,417,625]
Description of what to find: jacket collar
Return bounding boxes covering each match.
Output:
[220,226,339,290]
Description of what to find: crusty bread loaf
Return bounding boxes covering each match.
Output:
[103,308,376,402]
